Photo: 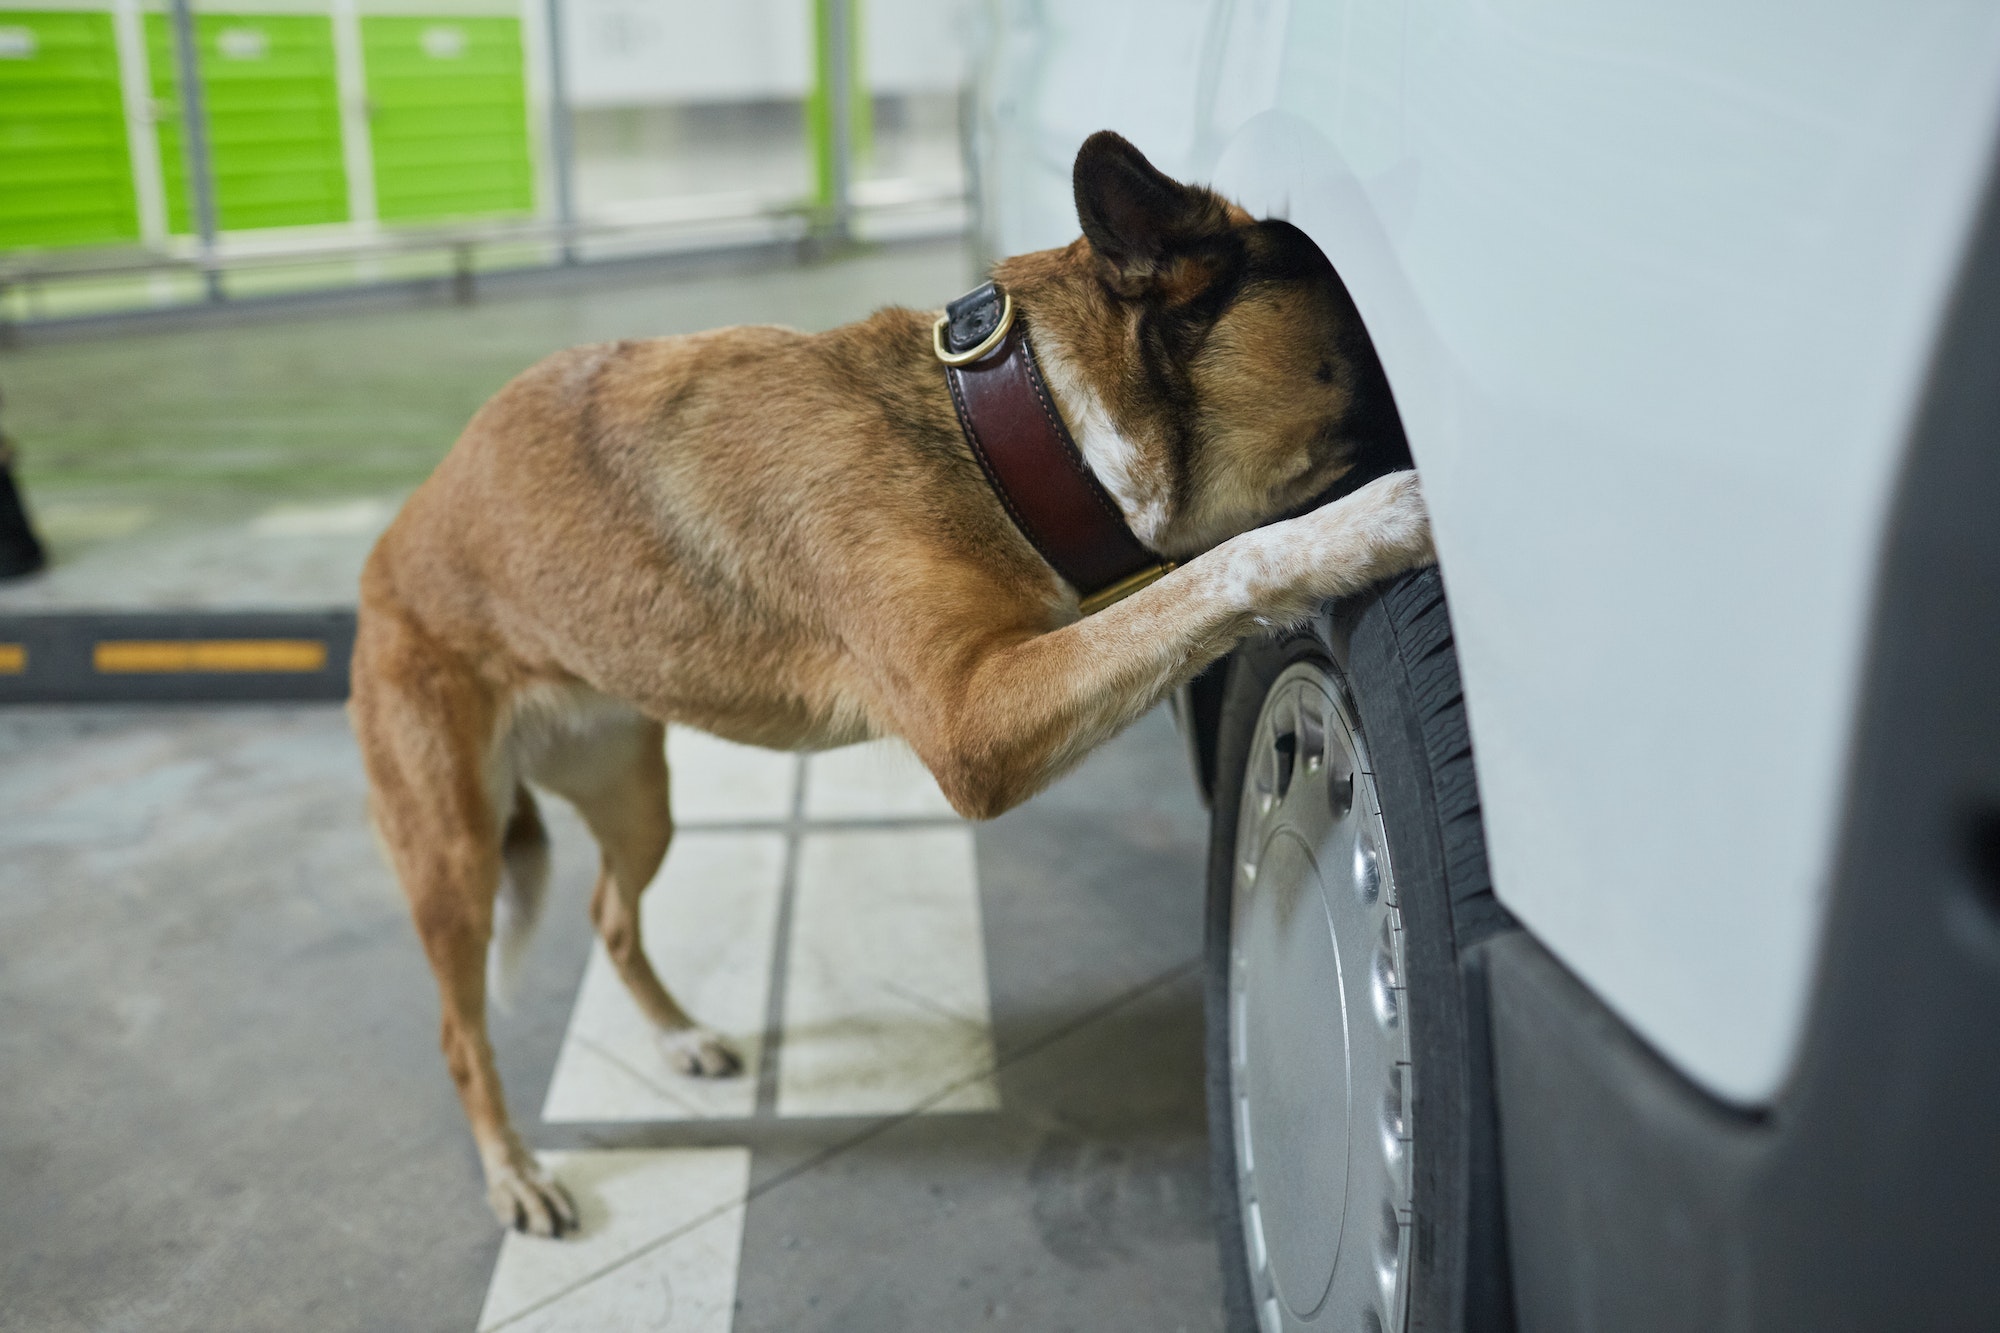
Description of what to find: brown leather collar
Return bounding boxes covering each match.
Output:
[936,282,1174,614]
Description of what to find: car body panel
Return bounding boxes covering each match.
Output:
[972,0,2000,1102]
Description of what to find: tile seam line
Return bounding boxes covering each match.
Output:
[488,954,1202,1332]
[675,814,964,834]
[750,754,810,1116]
[556,1032,707,1119]
[872,973,991,1029]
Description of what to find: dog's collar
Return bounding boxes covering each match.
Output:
[935,282,1174,615]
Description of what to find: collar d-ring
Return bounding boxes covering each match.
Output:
[934,290,1014,366]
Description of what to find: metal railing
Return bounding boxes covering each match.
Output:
[0,178,967,338]
[0,0,970,336]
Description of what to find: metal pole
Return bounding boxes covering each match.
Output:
[824,0,855,246]
[959,81,989,271]
[543,0,578,264]
[167,0,223,302]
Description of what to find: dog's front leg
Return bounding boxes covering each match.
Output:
[899,471,1433,818]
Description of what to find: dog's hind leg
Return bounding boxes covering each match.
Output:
[528,714,743,1078]
[349,616,578,1237]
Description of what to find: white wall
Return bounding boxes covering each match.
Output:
[561,0,965,108]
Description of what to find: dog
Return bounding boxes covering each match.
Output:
[349,130,1433,1236]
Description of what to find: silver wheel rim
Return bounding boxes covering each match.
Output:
[1230,660,1413,1333]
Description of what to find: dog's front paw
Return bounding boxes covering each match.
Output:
[485,1151,579,1238]
[1324,469,1434,578]
[1225,471,1435,628]
[660,1028,743,1078]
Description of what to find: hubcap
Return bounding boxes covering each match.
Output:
[1230,662,1412,1332]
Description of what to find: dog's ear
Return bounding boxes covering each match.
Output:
[1073,131,1237,296]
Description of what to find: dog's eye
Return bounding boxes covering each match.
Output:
[1314,361,1335,384]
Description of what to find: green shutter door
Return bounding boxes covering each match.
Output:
[146,11,348,232]
[0,9,141,248]
[361,15,531,223]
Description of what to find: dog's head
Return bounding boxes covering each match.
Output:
[1002,132,1406,557]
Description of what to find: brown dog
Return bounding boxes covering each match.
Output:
[350,131,1433,1236]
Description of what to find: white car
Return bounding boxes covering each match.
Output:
[971,4,2000,1330]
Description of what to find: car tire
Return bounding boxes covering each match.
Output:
[1204,567,1515,1332]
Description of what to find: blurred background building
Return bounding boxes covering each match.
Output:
[0,0,971,323]
[0,0,991,642]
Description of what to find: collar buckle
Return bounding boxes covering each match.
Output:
[1076,561,1176,615]
[933,289,1015,366]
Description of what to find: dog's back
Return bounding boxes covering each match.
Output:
[359,312,1019,748]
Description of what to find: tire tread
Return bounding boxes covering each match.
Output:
[1378,568,1505,944]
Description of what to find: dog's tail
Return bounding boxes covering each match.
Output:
[487,783,551,1012]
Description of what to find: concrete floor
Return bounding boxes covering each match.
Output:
[0,238,979,609]
[0,706,1221,1333]
[0,240,1225,1331]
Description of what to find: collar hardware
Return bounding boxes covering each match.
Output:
[933,290,1014,366]
[938,281,1172,615]
[1076,561,1176,615]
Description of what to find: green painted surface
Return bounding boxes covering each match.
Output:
[146,11,348,233]
[807,0,871,212]
[0,9,142,249]
[362,15,532,223]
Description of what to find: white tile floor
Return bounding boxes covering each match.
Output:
[497,734,994,1329]
[800,739,959,821]
[477,1149,751,1333]
[663,730,795,826]
[541,832,787,1123]
[780,828,997,1117]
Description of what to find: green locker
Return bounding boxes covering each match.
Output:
[146,10,348,232]
[0,9,142,248]
[361,15,530,223]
